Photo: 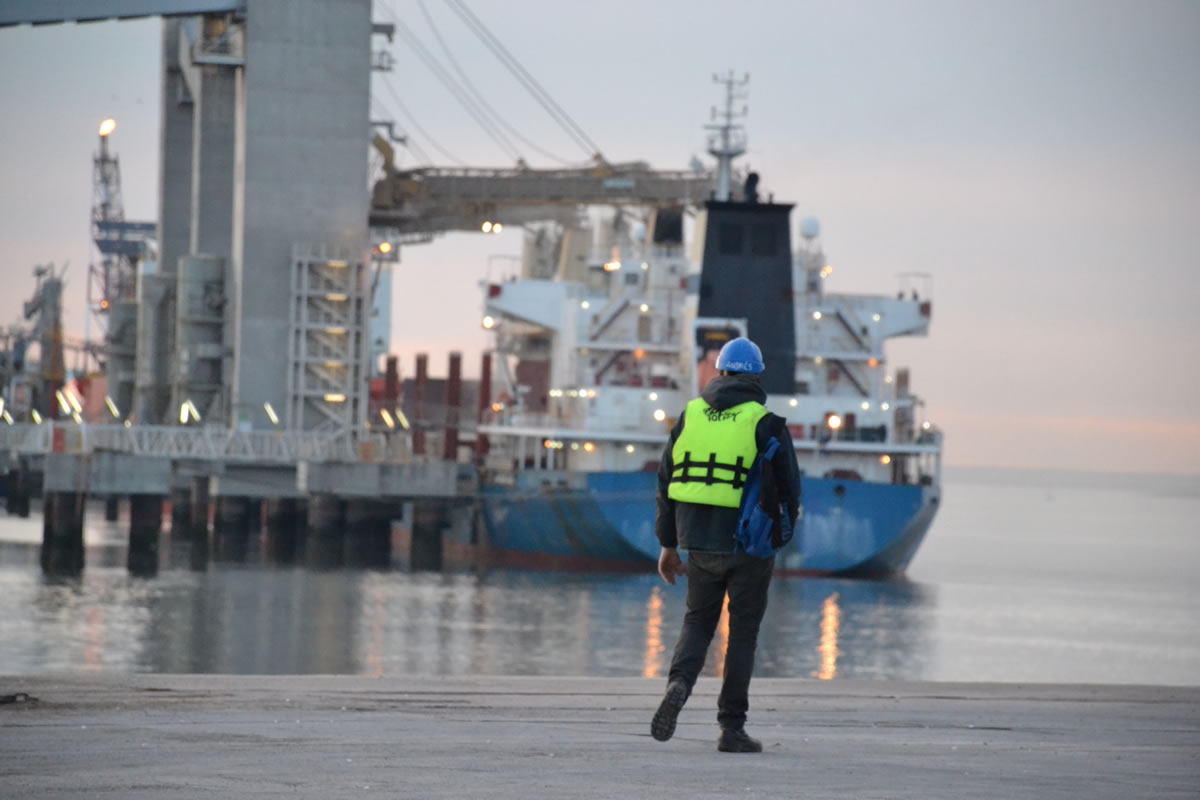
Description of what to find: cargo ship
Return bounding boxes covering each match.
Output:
[465,87,942,577]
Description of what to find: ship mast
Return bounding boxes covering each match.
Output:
[705,71,749,202]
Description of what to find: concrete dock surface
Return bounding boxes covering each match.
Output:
[1,675,1197,799]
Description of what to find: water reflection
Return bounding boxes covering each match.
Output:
[642,585,664,678]
[760,577,934,680]
[0,536,937,679]
[6,474,1200,685]
[715,595,730,678]
[815,592,841,680]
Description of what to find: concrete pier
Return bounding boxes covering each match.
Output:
[40,491,85,576]
[0,676,1195,799]
[127,494,163,576]
[169,486,191,537]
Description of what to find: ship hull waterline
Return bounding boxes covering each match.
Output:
[452,472,939,579]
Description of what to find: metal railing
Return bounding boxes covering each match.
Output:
[0,423,412,465]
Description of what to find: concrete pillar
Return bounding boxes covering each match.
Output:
[188,534,209,572]
[138,17,194,426]
[157,18,194,281]
[213,495,251,561]
[190,61,236,260]
[133,273,176,426]
[18,468,32,518]
[189,476,210,567]
[41,491,85,576]
[344,500,391,568]
[229,0,371,430]
[384,356,399,406]
[477,351,491,461]
[413,353,427,455]
[305,494,345,568]
[247,498,263,535]
[380,501,402,568]
[3,469,14,515]
[410,500,444,571]
[444,351,462,461]
[190,476,210,535]
[104,495,120,522]
[265,497,305,564]
[128,494,163,576]
[5,468,31,518]
[343,500,369,567]
[169,486,191,538]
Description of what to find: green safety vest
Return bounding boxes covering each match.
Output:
[667,398,769,508]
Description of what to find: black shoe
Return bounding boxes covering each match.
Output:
[718,728,763,753]
[650,680,688,742]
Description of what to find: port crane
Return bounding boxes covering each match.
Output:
[368,136,714,237]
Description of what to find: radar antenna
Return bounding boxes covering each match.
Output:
[705,70,749,201]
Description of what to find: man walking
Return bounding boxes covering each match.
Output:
[650,336,802,752]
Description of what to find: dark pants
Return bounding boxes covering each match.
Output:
[667,550,775,731]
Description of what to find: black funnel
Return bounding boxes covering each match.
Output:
[697,199,796,395]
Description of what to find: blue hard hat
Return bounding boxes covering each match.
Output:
[715,337,764,374]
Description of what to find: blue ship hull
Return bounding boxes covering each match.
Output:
[474,471,939,577]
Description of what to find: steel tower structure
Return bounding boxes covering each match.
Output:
[2,0,714,438]
[89,120,152,420]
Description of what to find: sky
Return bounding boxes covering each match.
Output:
[1,0,1198,475]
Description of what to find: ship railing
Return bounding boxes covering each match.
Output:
[353,431,415,463]
[0,422,416,464]
[790,424,940,451]
[0,422,52,452]
[791,424,889,443]
[482,412,558,430]
[793,438,939,456]
[477,415,668,444]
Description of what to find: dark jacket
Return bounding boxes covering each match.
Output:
[655,374,802,553]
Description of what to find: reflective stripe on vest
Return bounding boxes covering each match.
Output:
[667,398,769,509]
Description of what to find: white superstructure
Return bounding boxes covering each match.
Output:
[478,212,942,488]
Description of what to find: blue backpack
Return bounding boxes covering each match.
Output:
[735,437,794,559]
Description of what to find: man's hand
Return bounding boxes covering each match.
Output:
[658,547,686,585]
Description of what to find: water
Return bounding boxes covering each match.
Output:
[1,468,1197,684]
